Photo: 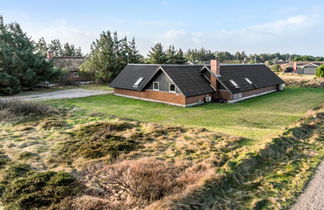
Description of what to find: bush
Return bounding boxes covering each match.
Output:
[59,122,138,159]
[0,100,53,122]
[84,158,209,207]
[0,151,10,169]
[0,72,21,95]
[2,163,32,181]
[18,152,37,160]
[316,65,324,78]
[1,171,80,209]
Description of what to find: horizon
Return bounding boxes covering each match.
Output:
[1,0,324,56]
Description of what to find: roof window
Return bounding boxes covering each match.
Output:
[229,79,239,88]
[133,77,144,87]
[245,78,252,84]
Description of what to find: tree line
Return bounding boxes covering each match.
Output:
[0,16,60,95]
[36,38,82,57]
[1,15,323,95]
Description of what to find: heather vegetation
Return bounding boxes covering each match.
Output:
[0,97,323,209]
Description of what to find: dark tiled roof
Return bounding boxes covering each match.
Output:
[216,64,284,93]
[110,63,284,96]
[109,64,159,91]
[161,65,214,97]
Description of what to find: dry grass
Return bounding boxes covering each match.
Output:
[0,102,323,209]
[0,100,54,122]
[280,74,324,88]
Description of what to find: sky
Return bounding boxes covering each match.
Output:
[1,0,324,56]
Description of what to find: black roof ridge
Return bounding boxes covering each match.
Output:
[128,63,265,67]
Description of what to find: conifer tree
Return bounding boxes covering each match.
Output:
[147,43,166,64]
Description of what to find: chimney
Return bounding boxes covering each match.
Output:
[293,61,297,72]
[210,59,220,90]
[47,51,53,60]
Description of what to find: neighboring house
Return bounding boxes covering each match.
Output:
[109,60,285,107]
[48,53,93,83]
[293,61,324,75]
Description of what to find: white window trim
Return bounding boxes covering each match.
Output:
[72,72,79,78]
[245,77,252,84]
[133,77,144,87]
[169,83,176,93]
[229,79,239,88]
[153,81,159,91]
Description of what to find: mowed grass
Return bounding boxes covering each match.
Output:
[55,87,324,141]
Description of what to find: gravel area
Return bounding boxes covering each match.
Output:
[0,88,112,101]
[291,160,324,210]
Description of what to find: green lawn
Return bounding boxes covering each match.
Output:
[56,87,324,141]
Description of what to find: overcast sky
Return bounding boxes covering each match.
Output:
[1,0,324,56]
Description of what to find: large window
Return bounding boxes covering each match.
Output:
[169,83,176,93]
[133,77,144,87]
[153,81,159,91]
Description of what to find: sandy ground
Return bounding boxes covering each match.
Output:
[0,88,112,101]
[291,160,324,210]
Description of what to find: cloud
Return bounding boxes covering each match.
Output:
[26,19,96,53]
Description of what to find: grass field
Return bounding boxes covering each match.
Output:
[55,87,324,141]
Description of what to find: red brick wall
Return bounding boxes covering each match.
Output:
[241,85,277,97]
[114,88,186,105]
[185,94,211,104]
[214,90,232,100]
[114,88,212,106]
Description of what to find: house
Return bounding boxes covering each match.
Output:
[47,52,93,84]
[109,60,285,107]
[293,61,324,75]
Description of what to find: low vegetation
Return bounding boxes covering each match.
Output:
[0,92,322,209]
[0,100,54,122]
[55,87,324,140]
[280,74,324,88]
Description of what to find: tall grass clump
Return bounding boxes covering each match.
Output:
[0,100,53,122]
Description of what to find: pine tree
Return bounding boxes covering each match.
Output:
[127,38,143,63]
[175,48,186,64]
[48,39,63,56]
[166,45,177,64]
[0,16,60,94]
[36,37,48,57]
[147,43,166,64]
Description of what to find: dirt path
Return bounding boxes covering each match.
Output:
[291,160,324,210]
[0,88,112,101]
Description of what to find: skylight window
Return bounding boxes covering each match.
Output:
[229,79,239,88]
[245,78,252,84]
[133,77,144,87]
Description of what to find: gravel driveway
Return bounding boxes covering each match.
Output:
[291,160,324,210]
[0,88,112,101]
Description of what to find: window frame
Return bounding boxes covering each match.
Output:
[229,79,239,88]
[169,83,176,93]
[133,77,144,87]
[153,81,159,91]
[72,72,79,78]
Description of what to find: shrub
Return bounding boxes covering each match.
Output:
[0,72,21,95]
[18,152,37,160]
[0,100,53,121]
[83,158,209,207]
[0,152,10,169]
[2,163,32,181]
[1,171,80,209]
[60,122,138,159]
[316,64,324,78]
